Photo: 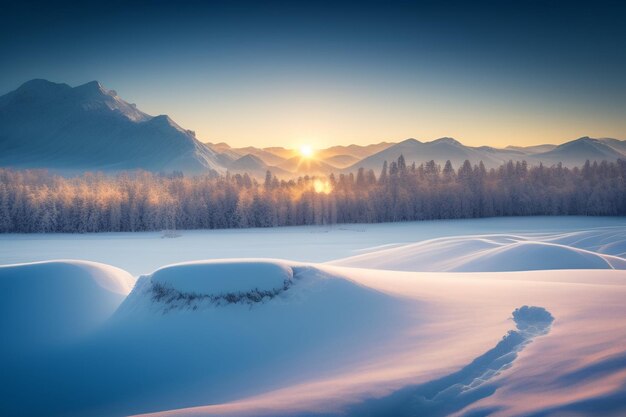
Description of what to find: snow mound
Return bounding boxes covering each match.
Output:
[151,259,293,295]
[332,235,507,271]
[455,241,616,272]
[16,262,409,416]
[0,260,133,354]
[545,228,626,257]
[332,234,626,272]
[118,260,295,313]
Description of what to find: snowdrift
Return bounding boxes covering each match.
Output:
[2,260,412,417]
[114,260,298,316]
[3,216,624,276]
[455,241,625,272]
[149,259,292,298]
[132,267,626,417]
[2,222,626,417]
[0,260,133,355]
[332,233,626,272]
[541,228,626,257]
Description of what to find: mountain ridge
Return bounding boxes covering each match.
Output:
[346,136,626,172]
[1,79,625,177]
[0,79,224,174]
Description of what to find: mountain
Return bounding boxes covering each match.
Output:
[506,144,557,154]
[263,146,298,159]
[226,154,291,178]
[228,154,266,171]
[205,142,396,173]
[347,136,626,173]
[230,146,288,166]
[323,154,360,169]
[531,137,626,166]
[212,144,356,175]
[0,79,225,174]
[347,137,522,172]
[277,156,338,176]
[205,142,244,165]
[226,144,385,169]
[316,142,393,159]
[598,138,626,155]
[2,80,623,177]
[206,142,233,153]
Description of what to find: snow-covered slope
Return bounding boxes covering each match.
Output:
[230,146,290,166]
[129,266,626,417]
[0,79,225,174]
[2,260,626,417]
[531,137,626,167]
[505,144,557,154]
[332,232,626,272]
[2,260,411,417]
[3,216,624,276]
[599,137,626,154]
[210,143,391,170]
[316,142,394,160]
[2,220,626,417]
[348,137,626,173]
[348,138,526,171]
[226,154,291,178]
[262,146,298,160]
[323,154,360,168]
[0,260,133,356]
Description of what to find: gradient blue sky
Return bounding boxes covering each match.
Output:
[2,0,626,148]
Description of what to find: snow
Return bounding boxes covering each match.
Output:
[2,216,624,276]
[1,217,626,417]
[148,260,293,295]
[125,266,626,417]
[347,136,626,172]
[335,307,554,417]
[3,261,412,417]
[348,137,517,171]
[333,233,626,272]
[0,260,133,356]
[0,79,225,174]
[226,153,291,178]
[534,136,625,166]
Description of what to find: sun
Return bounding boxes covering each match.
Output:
[299,144,314,158]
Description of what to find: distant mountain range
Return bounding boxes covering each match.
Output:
[1,79,625,178]
[344,136,626,172]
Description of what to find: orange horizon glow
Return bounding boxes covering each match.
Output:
[313,179,332,194]
[299,145,314,158]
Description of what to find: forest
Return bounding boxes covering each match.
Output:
[1,156,625,233]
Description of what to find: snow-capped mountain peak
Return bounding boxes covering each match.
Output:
[0,79,224,174]
[429,137,462,146]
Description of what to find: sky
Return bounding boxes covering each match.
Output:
[2,0,626,149]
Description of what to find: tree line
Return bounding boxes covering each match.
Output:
[1,157,625,233]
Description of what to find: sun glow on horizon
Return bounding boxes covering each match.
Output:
[313,179,332,194]
[299,145,314,158]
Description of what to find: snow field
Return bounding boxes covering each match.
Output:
[2,217,626,416]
